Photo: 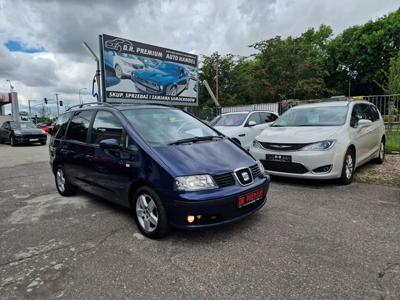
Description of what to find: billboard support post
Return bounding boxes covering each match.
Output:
[99,35,106,103]
[81,41,101,102]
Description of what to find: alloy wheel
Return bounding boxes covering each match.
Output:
[115,65,123,79]
[345,154,353,179]
[56,168,66,193]
[136,194,158,233]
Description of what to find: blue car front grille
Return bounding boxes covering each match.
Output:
[213,173,235,188]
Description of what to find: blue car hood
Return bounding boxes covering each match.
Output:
[151,138,256,177]
[133,69,177,85]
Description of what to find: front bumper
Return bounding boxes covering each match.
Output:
[250,146,343,179]
[163,178,270,229]
[14,135,47,144]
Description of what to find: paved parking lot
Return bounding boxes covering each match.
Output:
[0,142,399,299]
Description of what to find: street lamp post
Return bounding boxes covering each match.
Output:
[79,88,87,104]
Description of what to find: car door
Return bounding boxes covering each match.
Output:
[362,104,381,159]
[85,110,139,205]
[349,104,371,164]
[62,110,95,190]
[241,112,263,149]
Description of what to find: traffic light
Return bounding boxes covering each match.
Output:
[44,97,48,104]
[59,100,63,106]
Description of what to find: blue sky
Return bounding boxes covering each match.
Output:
[4,40,45,53]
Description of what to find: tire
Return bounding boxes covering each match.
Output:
[55,165,77,196]
[115,64,123,79]
[374,139,385,164]
[132,186,170,239]
[10,135,17,147]
[339,148,355,185]
[0,137,3,144]
[41,141,47,145]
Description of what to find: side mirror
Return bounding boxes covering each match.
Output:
[99,138,120,150]
[247,120,257,127]
[357,119,372,128]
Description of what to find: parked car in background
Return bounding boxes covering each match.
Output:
[50,104,270,238]
[104,51,145,79]
[131,62,189,96]
[250,100,385,184]
[0,121,47,146]
[211,111,279,149]
[37,123,54,133]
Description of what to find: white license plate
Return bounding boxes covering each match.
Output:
[29,138,39,141]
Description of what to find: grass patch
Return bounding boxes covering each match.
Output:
[386,130,400,153]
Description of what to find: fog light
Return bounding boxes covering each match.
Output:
[187,215,195,223]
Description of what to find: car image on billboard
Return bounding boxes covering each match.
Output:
[102,34,198,106]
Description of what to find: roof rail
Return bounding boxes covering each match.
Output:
[66,102,112,112]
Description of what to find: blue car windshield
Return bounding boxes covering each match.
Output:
[122,108,220,146]
[272,106,348,127]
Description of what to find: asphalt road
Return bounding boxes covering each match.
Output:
[0,142,399,299]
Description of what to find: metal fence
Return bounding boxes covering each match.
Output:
[221,103,280,114]
[364,94,400,153]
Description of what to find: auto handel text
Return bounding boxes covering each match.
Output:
[107,91,196,103]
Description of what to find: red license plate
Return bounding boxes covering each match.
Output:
[237,188,264,208]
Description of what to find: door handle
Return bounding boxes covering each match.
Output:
[239,134,246,137]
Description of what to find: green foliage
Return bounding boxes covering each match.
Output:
[198,8,400,107]
[386,51,400,94]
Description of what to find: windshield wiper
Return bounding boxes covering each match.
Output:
[168,136,223,145]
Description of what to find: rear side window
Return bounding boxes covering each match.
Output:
[65,111,93,142]
[260,112,278,123]
[367,105,380,122]
[54,113,71,139]
[91,111,124,145]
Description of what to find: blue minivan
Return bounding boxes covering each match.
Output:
[49,103,270,238]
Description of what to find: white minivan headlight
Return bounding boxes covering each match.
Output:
[175,175,217,192]
[252,140,263,149]
[301,140,336,151]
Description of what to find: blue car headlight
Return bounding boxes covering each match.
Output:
[175,175,217,192]
[256,160,266,175]
[300,140,336,151]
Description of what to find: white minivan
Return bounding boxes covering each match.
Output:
[250,100,385,184]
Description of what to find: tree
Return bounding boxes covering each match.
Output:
[386,51,400,94]
[251,25,333,101]
[326,9,400,96]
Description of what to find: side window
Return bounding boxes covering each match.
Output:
[54,113,71,139]
[65,110,93,142]
[124,135,139,153]
[91,111,123,145]
[360,104,374,121]
[247,112,261,125]
[350,104,363,127]
[260,112,278,123]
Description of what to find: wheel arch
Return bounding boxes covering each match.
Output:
[128,179,156,209]
[348,144,356,163]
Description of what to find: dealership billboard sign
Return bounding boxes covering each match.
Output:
[100,34,198,106]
